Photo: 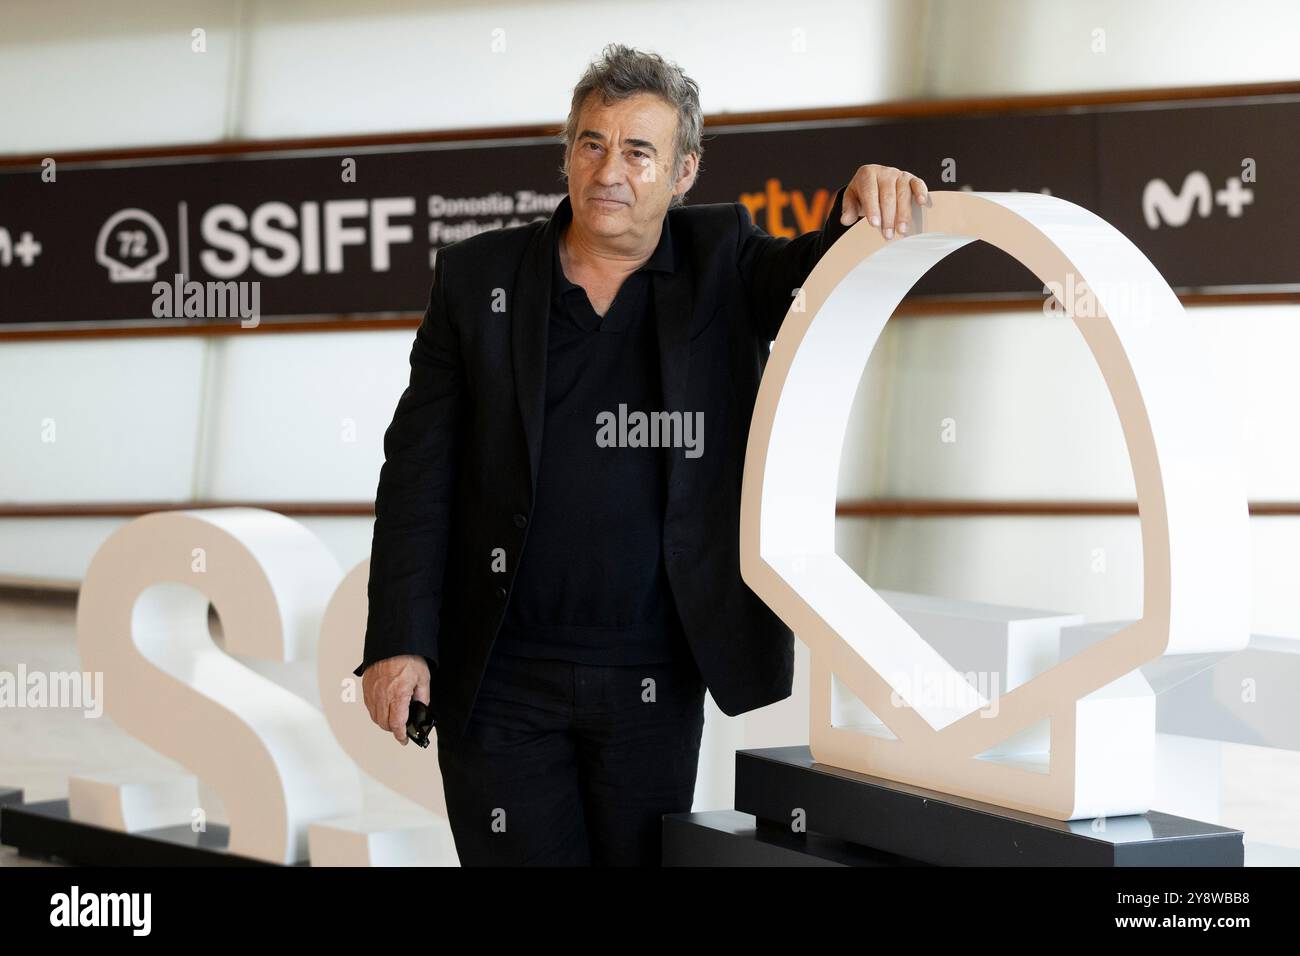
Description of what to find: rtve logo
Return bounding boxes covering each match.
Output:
[737,179,841,237]
[1142,167,1255,229]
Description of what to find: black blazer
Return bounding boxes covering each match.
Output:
[355,184,852,743]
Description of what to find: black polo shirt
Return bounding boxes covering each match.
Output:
[493,203,691,665]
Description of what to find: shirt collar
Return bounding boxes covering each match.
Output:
[551,194,676,292]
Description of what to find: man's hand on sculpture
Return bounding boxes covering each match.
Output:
[840,164,930,240]
[362,654,431,746]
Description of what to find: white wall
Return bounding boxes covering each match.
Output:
[925,0,1300,97]
[0,330,412,585]
[0,0,240,154]
[8,0,1296,156]
[0,0,927,155]
[0,338,206,503]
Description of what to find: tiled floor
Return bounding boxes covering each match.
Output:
[2,587,1297,866]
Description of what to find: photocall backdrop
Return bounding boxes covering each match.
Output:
[1,92,1296,329]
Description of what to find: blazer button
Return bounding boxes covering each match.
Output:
[495,586,508,600]
[512,513,528,528]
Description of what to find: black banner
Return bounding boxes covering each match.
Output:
[1,93,1296,328]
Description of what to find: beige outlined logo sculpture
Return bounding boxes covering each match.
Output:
[740,192,1251,821]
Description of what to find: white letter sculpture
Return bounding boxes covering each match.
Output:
[740,191,1251,821]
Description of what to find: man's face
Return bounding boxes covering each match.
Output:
[565,91,697,244]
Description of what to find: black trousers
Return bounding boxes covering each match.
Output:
[435,646,707,866]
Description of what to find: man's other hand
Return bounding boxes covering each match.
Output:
[840,164,930,240]
[361,654,431,746]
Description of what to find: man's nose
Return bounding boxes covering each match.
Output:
[595,147,625,184]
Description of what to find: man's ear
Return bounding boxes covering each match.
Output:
[673,152,699,198]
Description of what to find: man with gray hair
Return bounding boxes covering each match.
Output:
[355,42,928,865]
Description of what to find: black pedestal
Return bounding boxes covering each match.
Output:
[0,797,282,866]
[663,746,1243,867]
[664,810,928,866]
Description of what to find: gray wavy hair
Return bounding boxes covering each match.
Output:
[559,43,704,207]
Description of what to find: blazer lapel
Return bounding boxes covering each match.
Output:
[510,210,555,499]
[653,266,693,496]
